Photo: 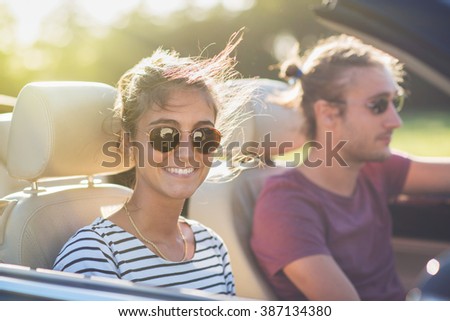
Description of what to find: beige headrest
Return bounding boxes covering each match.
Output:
[7,82,127,181]
[0,113,12,166]
[235,78,304,158]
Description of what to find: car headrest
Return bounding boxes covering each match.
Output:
[232,78,304,160]
[7,82,128,182]
[0,112,12,166]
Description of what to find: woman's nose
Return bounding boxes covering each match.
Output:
[174,132,196,165]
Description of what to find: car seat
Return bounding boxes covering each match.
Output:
[0,113,29,196]
[0,110,115,198]
[0,82,132,269]
[188,78,304,299]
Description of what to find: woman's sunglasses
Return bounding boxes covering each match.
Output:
[328,94,405,115]
[147,126,222,154]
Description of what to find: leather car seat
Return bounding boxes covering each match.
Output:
[188,78,304,299]
[0,82,132,269]
[0,113,29,197]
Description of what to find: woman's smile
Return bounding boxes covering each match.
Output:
[164,167,196,176]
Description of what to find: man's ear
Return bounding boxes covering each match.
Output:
[314,99,340,129]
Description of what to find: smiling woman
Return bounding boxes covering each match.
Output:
[52,30,255,296]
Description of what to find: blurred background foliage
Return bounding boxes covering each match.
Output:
[1,0,449,157]
[0,0,326,94]
[0,0,449,111]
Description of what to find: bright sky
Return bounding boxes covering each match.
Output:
[2,0,254,46]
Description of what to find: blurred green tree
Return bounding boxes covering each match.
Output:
[0,0,448,109]
[0,0,329,95]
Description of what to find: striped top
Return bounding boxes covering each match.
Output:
[53,217,235,295]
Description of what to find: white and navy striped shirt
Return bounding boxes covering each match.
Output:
[53,217,235,295]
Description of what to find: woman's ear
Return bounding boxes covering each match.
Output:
[314,99,340,129]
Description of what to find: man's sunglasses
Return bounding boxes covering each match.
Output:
[366,95,405,115]
[328,94,405,115]
[147,126,222,154]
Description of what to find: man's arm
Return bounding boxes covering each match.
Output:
[402,157,450,194]
[283,254,360,301]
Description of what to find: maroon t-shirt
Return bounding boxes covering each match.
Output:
[251,154,411,300]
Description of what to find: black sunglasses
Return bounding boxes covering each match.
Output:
[147,126,222,154]
[366,95,405,115]
[328,94,405,115]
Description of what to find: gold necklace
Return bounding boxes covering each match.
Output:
[124,203,187,262]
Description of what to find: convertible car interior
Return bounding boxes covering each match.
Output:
[0,79,305,299]
[1,77,448,300]
[0,82,132,271]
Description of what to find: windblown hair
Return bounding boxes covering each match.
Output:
[278,34,406,140]
[113,30,255,177]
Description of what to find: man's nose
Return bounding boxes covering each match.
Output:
[384,104,403,129]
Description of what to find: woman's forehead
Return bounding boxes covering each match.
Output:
[139,90,217,127]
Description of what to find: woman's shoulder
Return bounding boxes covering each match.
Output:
[182,218,223,241]
[69,217,123,242]
[181,217,210,233]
